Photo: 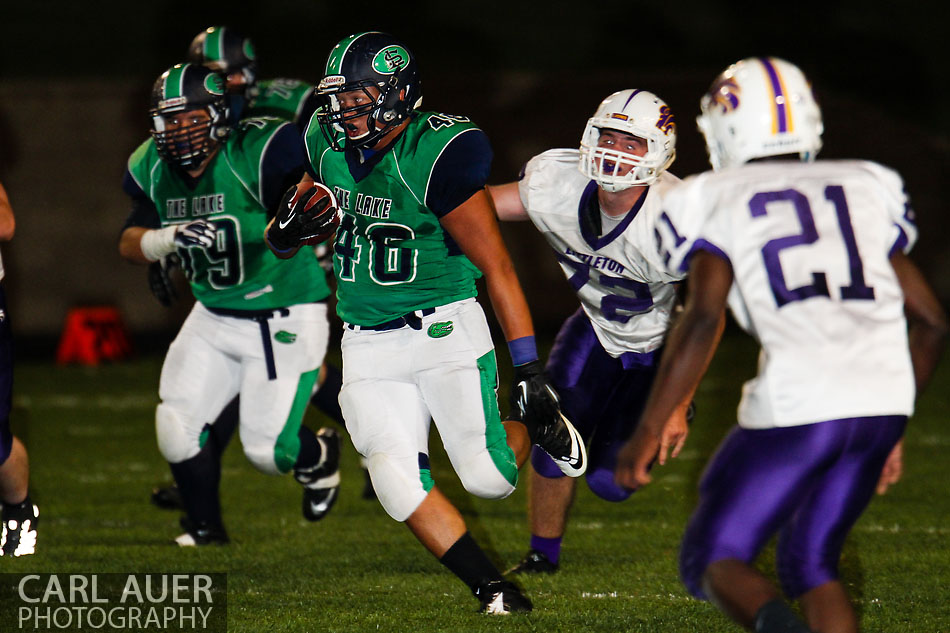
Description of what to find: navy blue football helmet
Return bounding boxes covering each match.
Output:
[315,32,422,151]
[149,63,230,169]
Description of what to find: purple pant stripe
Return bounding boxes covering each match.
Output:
[679,415,906,599]
[532,309,657,501]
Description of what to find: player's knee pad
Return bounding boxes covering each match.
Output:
[155,403,201,464]
[530,445,566,479]
[366,452,428,522]
[453,438,518,500]
[586,466,633,502]
[456,461,516,500]
[242,443,284,476]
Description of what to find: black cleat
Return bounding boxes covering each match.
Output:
[295,428,341,521]
[474,579,533,614]
[151,484,184,511]
[534,410,587,478]
[506,549,559,575]
[1,502,39,557]
[174,517,229,547]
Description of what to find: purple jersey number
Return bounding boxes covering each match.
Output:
[555,253,653,323]
[750,186,875,307]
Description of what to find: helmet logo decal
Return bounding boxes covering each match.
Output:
[656,105,676,135]
[318,75,346,91]
[158,96,187,110]
[243,39,257,61]
[759,57,794,134]
[204,74,225,96]
[372,45,410,74]
[707,76,741,114]
[609,113,629,121]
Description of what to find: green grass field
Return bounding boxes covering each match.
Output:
[4,333,949,632]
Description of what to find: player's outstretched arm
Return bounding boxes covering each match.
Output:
[890,251,948,393]
[442,188,566,468]
[486,182,530,222]
[875,253,946,496]
[615,251,731,491]
[119,221,216,265]
[441,188,534,341]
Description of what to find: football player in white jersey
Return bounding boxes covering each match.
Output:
[489,89,702,573]
[615,58,947,633]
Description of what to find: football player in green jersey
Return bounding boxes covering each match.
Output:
[265,31,587,614]
[119,63,341,545]
[188,25,318,129]
[147,25,373,514]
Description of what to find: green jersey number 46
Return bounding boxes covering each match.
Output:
[334,215,417,285]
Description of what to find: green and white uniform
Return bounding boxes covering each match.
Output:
[247,78,316,124]
[304,112,518,520]
[124,119,330,474]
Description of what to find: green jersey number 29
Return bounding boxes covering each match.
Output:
[178,217,243,288]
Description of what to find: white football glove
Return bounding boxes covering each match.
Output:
[174,220,217,249]
[140,220,217,261]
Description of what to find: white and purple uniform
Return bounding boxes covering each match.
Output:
[657,159,916,598]
[519,149,684,500]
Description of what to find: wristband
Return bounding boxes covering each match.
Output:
[139,226,178,262]
[507,335,539,367]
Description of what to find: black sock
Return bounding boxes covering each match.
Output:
[310,363,344,426]
[294,426,323,470]
[754,599,815,633]
[209,396,240,456]
[169,440,222,528]
[1,494,33,518]
[438,532,503,593]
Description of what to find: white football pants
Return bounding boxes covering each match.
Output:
[156,301,329,475]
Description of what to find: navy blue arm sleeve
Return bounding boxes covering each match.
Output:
[426,129,493,218]
[121,170,161,231]
[260,123,307,217]
[295,92,320,134]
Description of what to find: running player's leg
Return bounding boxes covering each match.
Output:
[236,304,338,520]
[0,285,37,557]
[512,309,617,572]
[342,319,530,612]
[777,416,905,633]
[419,301,518,500]
[157,306,240,543]
[680,423,842,630]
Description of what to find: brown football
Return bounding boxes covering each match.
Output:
[291,182,341,246]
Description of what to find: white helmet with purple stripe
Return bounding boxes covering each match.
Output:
[698,57,823,170]
[578,89,677,191]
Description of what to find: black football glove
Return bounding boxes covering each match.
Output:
[508,360,562,430]
[147,254,180,307]
[266,185,338,252]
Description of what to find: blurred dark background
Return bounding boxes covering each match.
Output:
[1,1,947,355]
